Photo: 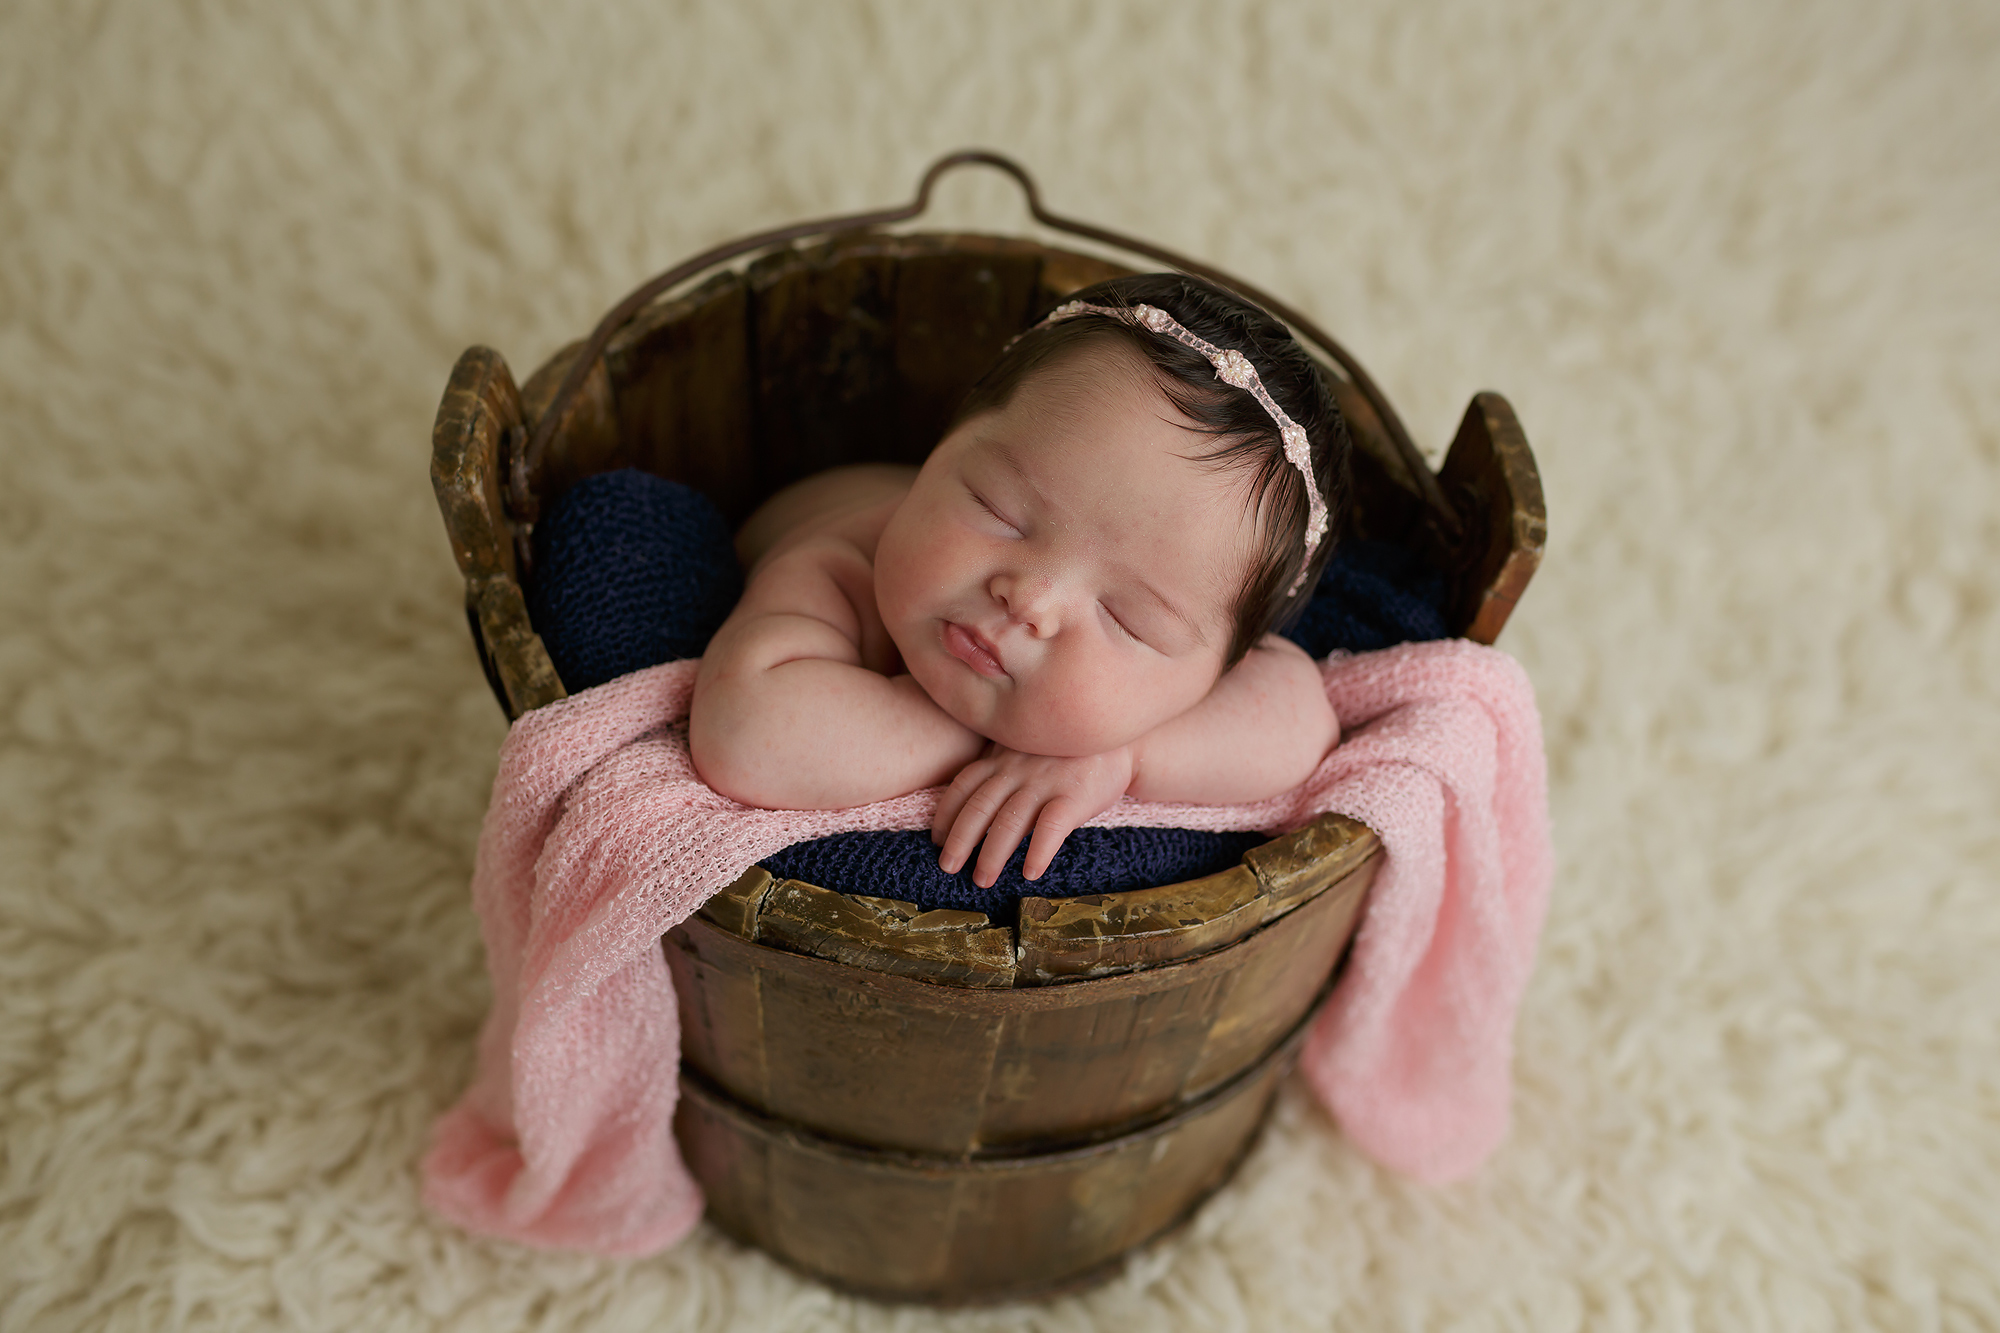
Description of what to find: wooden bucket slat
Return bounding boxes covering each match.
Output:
[1181,856,1372,1094]
[430,347,567,716]
[1326,373,1436,557]
[1017,864,1266,981]
[431,345,523,585]
[1442,391,1547,645]
[746,240,908,489]
[756,879,1016,988]
[706,814,1376,991]
[886,237,1046,456]
[1243,809,1381,911]
[695,865,774,938]
[516,338,619,534]
[677,986,1309,1304]
[604,270,760,526]
[666,849,1370,1155]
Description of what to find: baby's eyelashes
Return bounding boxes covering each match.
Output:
[970,492,1021,535]
[1100,603,1145,645]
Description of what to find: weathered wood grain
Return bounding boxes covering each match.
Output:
[517,338,620,530]
[756,878,1015,988]
[1178,854,1374,1095]
[1243,812,1381,915]
[1015,865,1267,982]
[889,237,1043,449]
[694,865,776,939]
[664,844,1373,1155]
[1439,391,1546,644]
[676,989,1311,1305]
[603,270,760,525]
[747,237,905,492]
[464,574,566,718]
[430,345,566,717]
[1035,249,1133,304]
[1014,814,1378,983]
[430,345,523,585]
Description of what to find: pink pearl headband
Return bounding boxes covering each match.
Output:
[1033,300,1329,597]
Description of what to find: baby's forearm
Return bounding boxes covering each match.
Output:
[692,656,984,810]
[1125,636,1336,805]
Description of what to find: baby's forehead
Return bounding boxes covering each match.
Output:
[960,391,1256,632]
[1013,332,1160,404]
[969,396,1247,522]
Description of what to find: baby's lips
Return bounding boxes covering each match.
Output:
[943,621,1009,679]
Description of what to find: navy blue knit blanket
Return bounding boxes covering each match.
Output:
[527,469,1449,919]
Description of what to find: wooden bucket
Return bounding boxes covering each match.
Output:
[429,153,1545,1302]
[667,831,1371,1302]
[675,986,1313,1303]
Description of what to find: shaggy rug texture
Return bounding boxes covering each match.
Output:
[3,1,1994,1328]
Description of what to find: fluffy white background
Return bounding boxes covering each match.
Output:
[3,1,1996,1328]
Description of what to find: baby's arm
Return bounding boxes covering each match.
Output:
[691,540,985,809]
[1125,634,1338,803]
[934,635,1336,885]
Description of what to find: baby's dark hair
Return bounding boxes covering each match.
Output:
[950,273,1351,666]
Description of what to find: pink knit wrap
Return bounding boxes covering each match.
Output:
[421,638,1552,1255]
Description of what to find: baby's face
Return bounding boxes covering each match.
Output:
[875,341,1257,757]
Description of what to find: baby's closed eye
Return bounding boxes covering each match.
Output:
[1099,602,1146,644]
[970,492,1021,535]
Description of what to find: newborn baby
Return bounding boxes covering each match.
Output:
[691,274,1351,888]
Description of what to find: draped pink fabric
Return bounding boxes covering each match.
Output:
[422,638,1551,1254]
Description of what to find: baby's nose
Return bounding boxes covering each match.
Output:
[993,572,1062,636]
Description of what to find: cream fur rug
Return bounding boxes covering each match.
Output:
[4,1,1996,1328]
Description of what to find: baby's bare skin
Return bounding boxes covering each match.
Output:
[691,343,1338,886]
[733,463,916,576]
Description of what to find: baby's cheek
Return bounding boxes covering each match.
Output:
[1008,676,1132,757]
[1060,659,1219,754]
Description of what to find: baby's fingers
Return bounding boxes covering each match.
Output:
[971,790,1042,888]
[932,757,995,847]
[1022,799,1086,882]
[937,775,1010,874]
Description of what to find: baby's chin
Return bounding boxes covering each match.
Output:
[894,626,1154,757]
[960,704,1148,760]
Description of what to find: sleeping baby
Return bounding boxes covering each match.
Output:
[690,273,1351,888]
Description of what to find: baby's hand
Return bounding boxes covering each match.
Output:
[932,744,1136,888]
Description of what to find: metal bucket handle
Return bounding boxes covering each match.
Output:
[521,148,1457,538]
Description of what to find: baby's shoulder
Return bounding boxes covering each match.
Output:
[725,490,905,675]
[734,467,908,638]
[716,465,914,675]
[740,528,876,617]
[735,464,917,571]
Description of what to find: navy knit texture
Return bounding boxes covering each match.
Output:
[761,826,1267,923]
[1279,539,1450,657]
[524,469,1452,917]
[526,470,743,693]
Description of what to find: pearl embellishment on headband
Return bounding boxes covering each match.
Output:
[1035,300,1329,597]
